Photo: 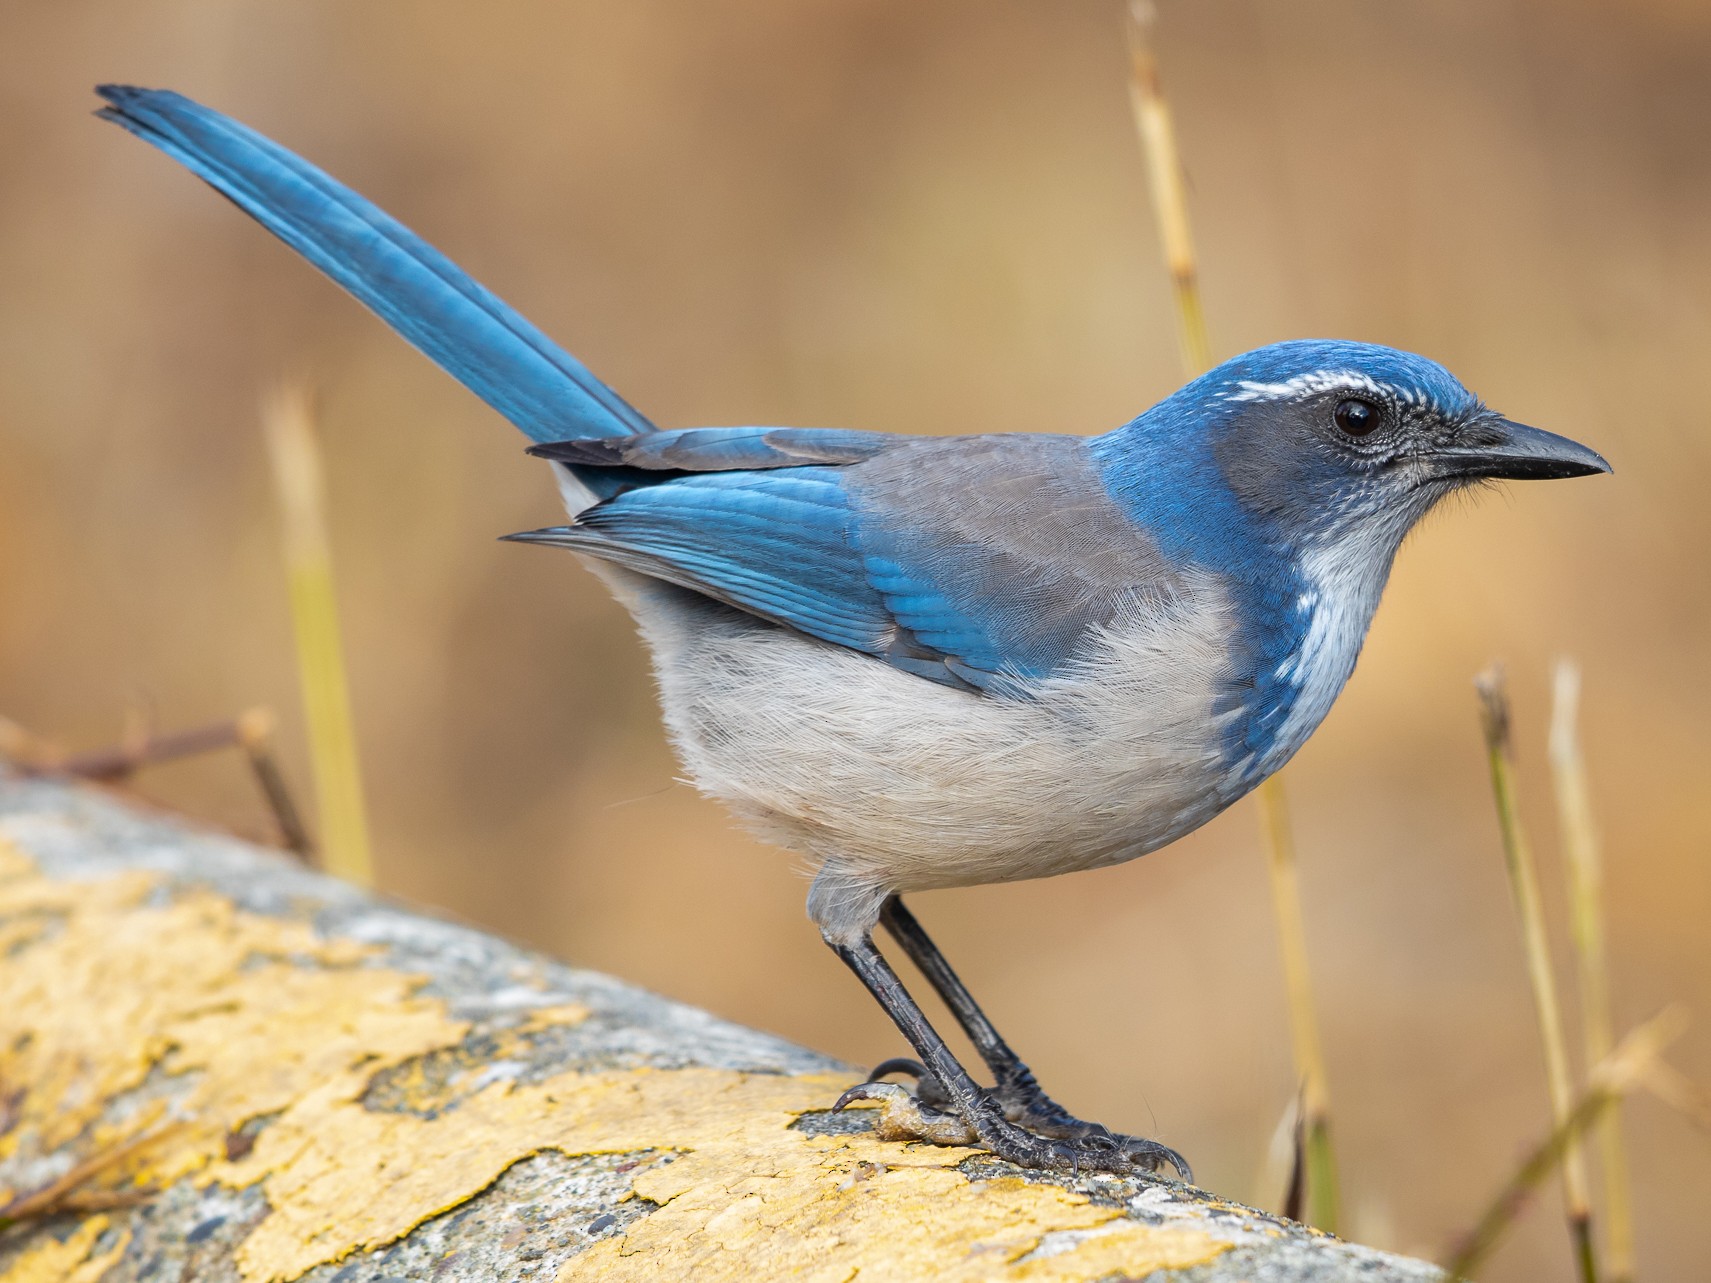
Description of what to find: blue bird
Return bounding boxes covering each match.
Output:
[95,85,1610,1180]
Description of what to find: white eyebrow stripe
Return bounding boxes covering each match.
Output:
[1224,370,1389,403]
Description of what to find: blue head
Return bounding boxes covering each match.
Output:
[1093,339,1609,577]
[1092,340,1609,782]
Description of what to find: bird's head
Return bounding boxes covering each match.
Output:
[1098,339,1610,568]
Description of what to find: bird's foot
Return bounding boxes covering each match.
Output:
[857,1057,1121,1140]
[833,1080,977,1146]
[835,1062,1191,1180]
[998,1106,1192,1180]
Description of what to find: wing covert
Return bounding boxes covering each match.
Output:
[513,433,1180,694]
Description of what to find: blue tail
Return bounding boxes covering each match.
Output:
[96,85,654,443]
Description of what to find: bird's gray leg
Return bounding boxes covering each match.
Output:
[877,896,1085,1132]
[826,929,1189,1178]
[879,898,1180,1166]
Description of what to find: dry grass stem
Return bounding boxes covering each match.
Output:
[1442,1008,1685,1281]
[0,1112,186,1231]
[1550,661,1633,1281]
[39,718,246,781]
[1124,0,1336,1230]
[1444,1012,1683,1279]
[1,707,314,864]
[1256,782,1340,1229]
[263,383,375,887]
[1256,1087,1306,1221]
[1124,0,1211,374]
[1475,665,1596,1283]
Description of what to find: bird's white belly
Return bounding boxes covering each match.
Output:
[599,565,1241,919]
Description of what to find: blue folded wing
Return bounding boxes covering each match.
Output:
[539,468,896,657]
[95,85,651,444]
[517,430,999,686]
[510,432,1158,695]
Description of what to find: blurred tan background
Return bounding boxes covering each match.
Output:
[2,0,1707,1276]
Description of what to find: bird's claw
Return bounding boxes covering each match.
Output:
[961,1115,1191,1179]
[979,1075,1190,1176]
[994,1090,1192,1180]
[833,1080,977,1145]
[1040,1128,1192,1180]
[859,1057,954,1110]
[836,1066,1192,1180]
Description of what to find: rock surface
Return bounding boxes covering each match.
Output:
[0,774,1445,1282]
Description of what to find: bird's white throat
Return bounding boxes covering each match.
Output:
[1261,536,1395,776]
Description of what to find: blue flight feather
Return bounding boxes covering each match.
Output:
[94,85,652,445]
[545,468,895,655]
[526,427,897,481]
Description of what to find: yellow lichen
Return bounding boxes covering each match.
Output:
[0,848,1229,1283]
[552,1073,1227,1282]
[0,1215,129,1283]
[0,864,466,1179]
[0,840,31,883]
[518,1003,592,1033]
[1008,1221,1231,1280]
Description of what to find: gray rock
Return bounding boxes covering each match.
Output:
[0,774,1445,1282]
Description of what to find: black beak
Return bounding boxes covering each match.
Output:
[1428,418,1612,481]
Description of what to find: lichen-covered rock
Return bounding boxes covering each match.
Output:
[0,775,1444,1282]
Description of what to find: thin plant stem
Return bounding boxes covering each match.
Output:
[263,384,375,886]
[1442,1008,1684,1282]
[27,718,244,780]
[1550,661,1633,1282]
[1257,1087,1304,1222]
[1125,0,1337,1231]
[6,707,314,863]
[1257,780,1340,1231]
[1125,0,1211,375]
[1475,666,1596,1283]
[0,1107,185,1231]
[237,706,316,861]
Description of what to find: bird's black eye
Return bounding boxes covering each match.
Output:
[1333,398,1381,437]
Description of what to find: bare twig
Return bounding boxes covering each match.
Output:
[46,718,247,781]
[237,707,315,859]
[0,1114,185,1231]
[1550,661,1633,1282]
[1475,666,1597,1283]
[5,708,315,863]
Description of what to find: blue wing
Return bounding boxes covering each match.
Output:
[550,468,893,655]
[515,428,924,672]
[95,86,650,449]
[513,431,1177,692]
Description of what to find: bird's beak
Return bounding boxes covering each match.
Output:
[1426,418,1612,481]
